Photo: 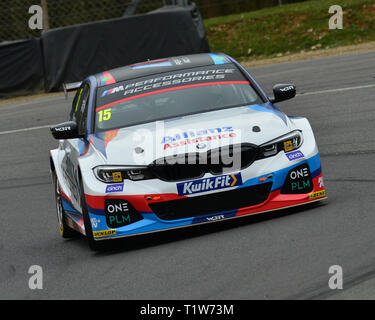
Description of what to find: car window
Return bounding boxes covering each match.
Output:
[69,83,90,135]
[77,84,90,135]
[94,64,263,132]
[70,86,84,121]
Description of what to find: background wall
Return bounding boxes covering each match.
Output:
[0,0,307,42]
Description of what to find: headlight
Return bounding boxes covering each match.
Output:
[93,166,154,183]
[258,130,303,159]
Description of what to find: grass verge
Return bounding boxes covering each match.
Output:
[204,0,375,61]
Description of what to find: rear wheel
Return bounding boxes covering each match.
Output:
[53,172,76,239]
[78,176,105,251]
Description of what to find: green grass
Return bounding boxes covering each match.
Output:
[204,0,375,60]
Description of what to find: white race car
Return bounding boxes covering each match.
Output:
[50,53,326,250]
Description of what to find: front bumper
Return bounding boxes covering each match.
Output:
[82,152,326,241]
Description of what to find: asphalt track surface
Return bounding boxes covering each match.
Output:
[1,51,375,300]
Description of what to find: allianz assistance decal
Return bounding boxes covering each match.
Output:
[161,127,235,150]
[177,173,242,196]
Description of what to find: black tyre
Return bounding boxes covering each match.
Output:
[78,176,105,251]
[53,172,76,239]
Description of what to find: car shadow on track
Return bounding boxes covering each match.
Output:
[89,200,328,255]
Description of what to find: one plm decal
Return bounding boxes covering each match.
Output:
[105,183,124,193]
[281,163,313,194]
[104,199,143,228]
[285,150,304,161]
[177,173,242,196]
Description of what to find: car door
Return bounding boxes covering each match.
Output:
[62,82,90,210]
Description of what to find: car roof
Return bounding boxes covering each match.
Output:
[93,53,234,87]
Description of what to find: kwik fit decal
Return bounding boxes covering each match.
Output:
[177,173,242,196]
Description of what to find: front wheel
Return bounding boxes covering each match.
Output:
[53,172,76,239]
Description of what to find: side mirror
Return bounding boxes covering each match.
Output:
[50,121,82,140]
[270,84,296,103]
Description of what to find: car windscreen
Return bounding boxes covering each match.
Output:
[95,64,263,132]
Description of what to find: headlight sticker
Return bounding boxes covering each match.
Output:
[283,140,293,152]
[112,171,122,182]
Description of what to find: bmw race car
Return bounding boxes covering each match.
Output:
[50,53,326,250]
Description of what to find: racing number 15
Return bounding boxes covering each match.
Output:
[98,109,111,122]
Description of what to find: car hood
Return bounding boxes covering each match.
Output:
[89,104,293,166]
